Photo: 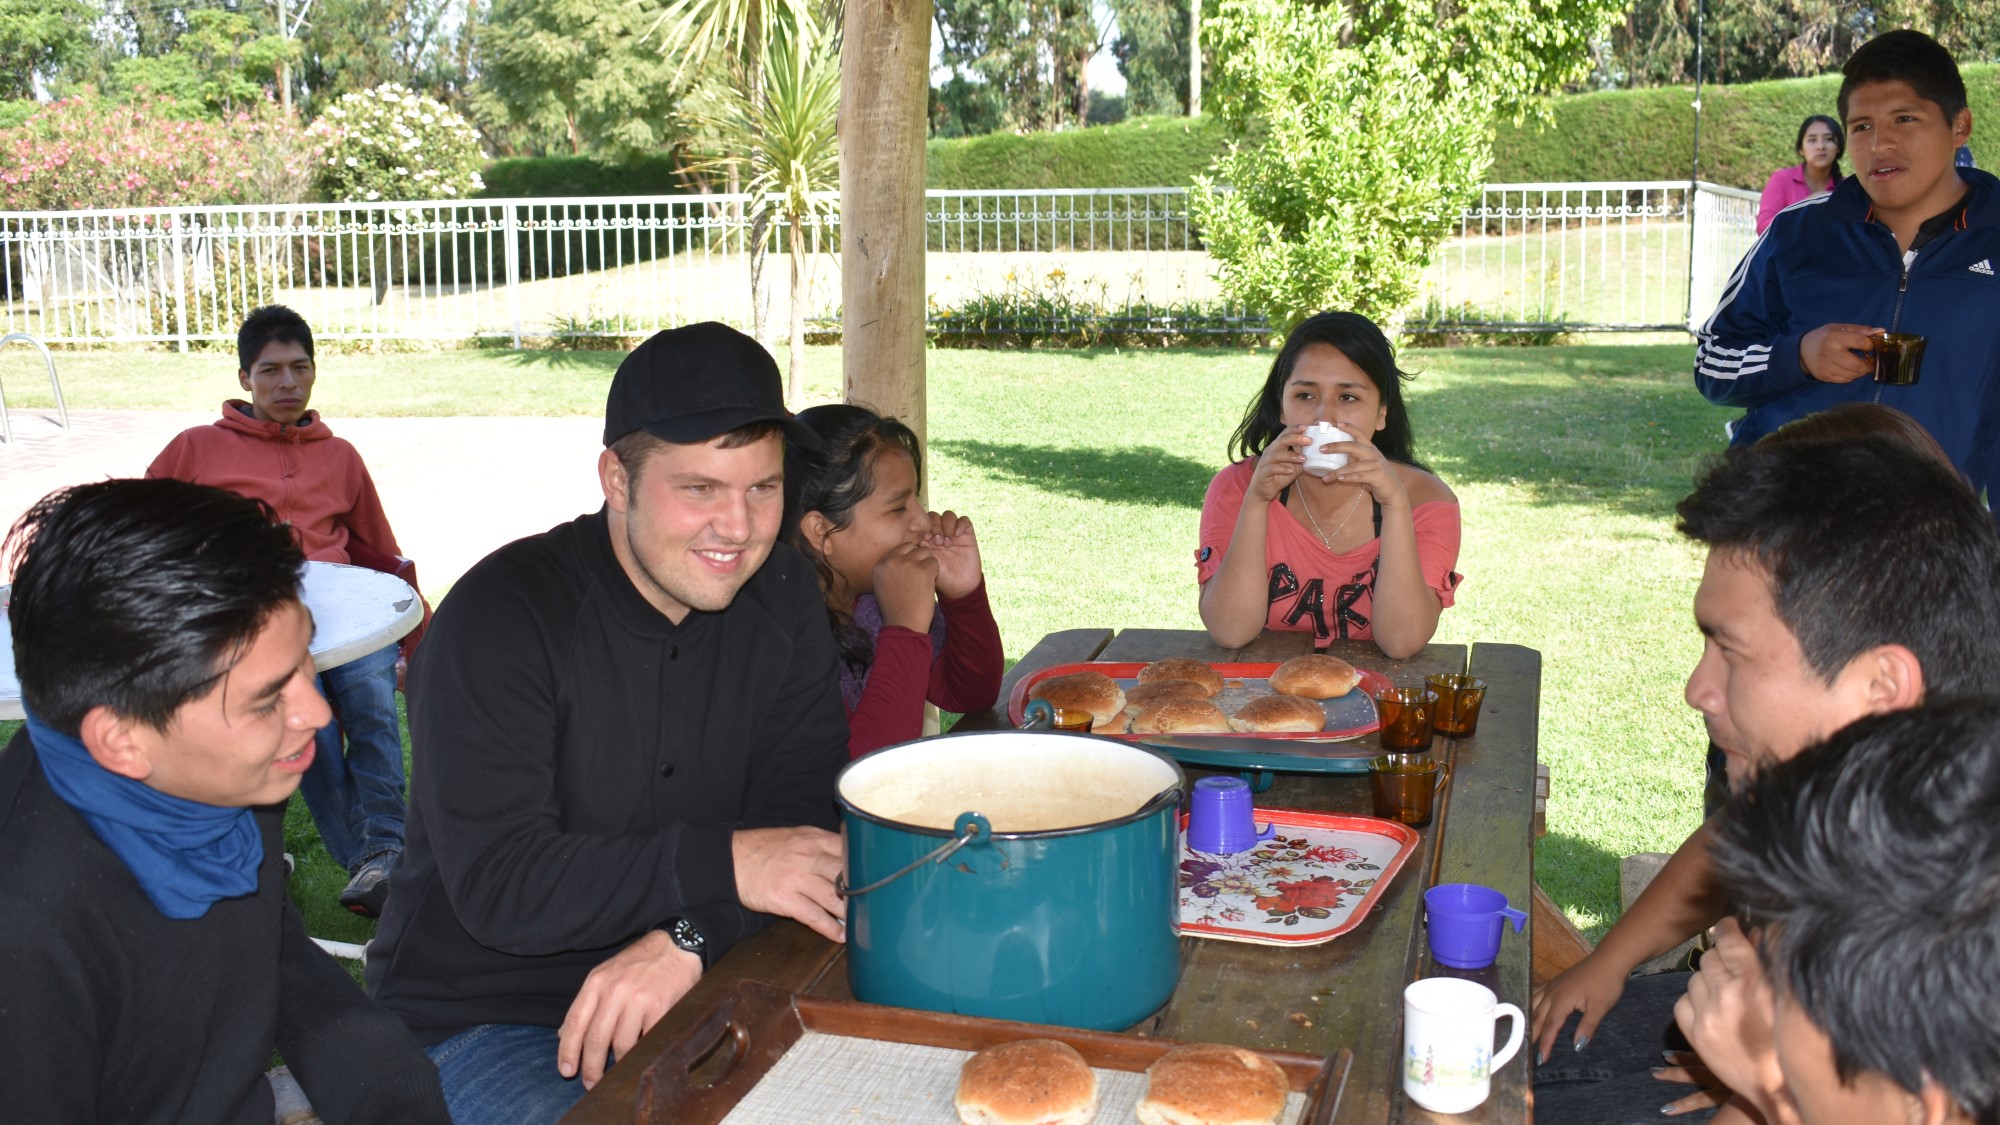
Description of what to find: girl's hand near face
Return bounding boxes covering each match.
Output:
[1249,424,1310,504]
[873,541,939,634]
[924,510,983,599]
[1321,428,1411,511]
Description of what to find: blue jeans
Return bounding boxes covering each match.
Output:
[1533,971,1716,1124]
[300,643,406,871]
[426,1024,593,1125]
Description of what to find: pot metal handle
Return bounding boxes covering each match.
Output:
[836,811,992,898]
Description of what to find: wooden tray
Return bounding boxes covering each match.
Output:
[1007,661,1394,742]
[633,981,1351,1124]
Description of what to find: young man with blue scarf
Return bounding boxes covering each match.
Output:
[0,479,449,1125]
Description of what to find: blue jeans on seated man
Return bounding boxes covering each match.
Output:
[1533,971,1717,1125]
[301,643,407,871]
[427,1024,606,1124]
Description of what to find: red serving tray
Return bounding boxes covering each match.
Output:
[1007,661,1395,741]
[1177,808,1421,946]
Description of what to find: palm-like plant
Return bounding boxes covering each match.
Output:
[680,15,840,400]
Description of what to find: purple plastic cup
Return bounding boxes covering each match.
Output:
[1186,776,1276,855]
[1424,883,1527,969]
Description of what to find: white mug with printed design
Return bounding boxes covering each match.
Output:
[1402,976,1525,1113]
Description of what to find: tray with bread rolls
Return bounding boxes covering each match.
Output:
[1009,657,1394,778]
[635,980,1350,1125]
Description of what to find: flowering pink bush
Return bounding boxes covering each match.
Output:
[0,96,313,212]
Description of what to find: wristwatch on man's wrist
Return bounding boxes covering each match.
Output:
[661,915,709,969]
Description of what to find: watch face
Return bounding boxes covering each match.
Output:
[669,917,704,951]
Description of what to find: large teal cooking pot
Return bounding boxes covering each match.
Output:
[837,730,1185,1031]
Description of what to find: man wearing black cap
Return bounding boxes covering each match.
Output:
[365,323,850,1122]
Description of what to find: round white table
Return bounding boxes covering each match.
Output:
[0,561,421,722]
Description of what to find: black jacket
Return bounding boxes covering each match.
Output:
[0,729,450,1125]
[366,508,849,1042]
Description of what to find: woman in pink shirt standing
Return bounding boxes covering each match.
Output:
[1755,115,1844,233]
[1196,312,1463,658]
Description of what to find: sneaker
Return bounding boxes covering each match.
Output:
[338,851,397,918]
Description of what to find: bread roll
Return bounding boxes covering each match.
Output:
[955,1038,1098,1125]
[1137,658,1224,697]
[1124,679,1210,713]
[1135,1044,1289,1125]
[1029,672,1127,729]
[1092,709,1131,735]
[1130,699,1232,735]
[1267,654,1361,700]
[1228,693,1328,733]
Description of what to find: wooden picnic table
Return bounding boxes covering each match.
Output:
[566,629,1540,1125]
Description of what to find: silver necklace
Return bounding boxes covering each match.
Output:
[1298,486,1364,550]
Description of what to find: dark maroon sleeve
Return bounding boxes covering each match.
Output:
[844,627,937,758]
[928,580,1004,715]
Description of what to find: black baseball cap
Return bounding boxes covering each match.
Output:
[603,322,818,449]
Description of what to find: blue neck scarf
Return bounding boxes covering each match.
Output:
[25,710,263,920]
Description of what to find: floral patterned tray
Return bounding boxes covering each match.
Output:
[1178,808,1420,946]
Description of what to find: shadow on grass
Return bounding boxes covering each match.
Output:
[932,439,1214,509]
[1535,831,1631,940]
[496,349,625,372]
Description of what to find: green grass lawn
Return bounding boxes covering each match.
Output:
[3,339,1718,947]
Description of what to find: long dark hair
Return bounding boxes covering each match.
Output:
[782,403,925,672]
[1794,114,1845,177]
[1228,311,1424,468]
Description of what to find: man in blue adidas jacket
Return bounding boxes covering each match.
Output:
[1695,30,2000,505]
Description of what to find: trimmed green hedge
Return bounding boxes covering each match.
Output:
[474,66,1999,196]
[924,114,1233,189]
[1489,64,2000,189]
[477,154,689,199]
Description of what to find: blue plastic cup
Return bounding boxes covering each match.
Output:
[1424,883,1527,969]
[1185,776,1276,855]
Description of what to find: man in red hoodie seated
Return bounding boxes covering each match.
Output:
[148,305,408,918]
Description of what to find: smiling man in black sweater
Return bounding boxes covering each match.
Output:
[366,322,852,1122]
[0,480,449,1125]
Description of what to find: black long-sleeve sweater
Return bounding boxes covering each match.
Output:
[365,508,849,1043]
[0,729,451,1125]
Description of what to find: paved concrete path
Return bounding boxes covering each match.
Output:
[1,407,605,590]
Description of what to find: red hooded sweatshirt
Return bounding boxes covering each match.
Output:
[147,401,402,566]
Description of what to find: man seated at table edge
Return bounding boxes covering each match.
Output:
[364,321,851,1122]
[1683,699,2000,1125]
[147,303,419,918]
[0,479,449,1124]
[1528,434,2000,1122]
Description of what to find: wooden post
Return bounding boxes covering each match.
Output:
[839,0,930,445]
[1188,0,1202,116]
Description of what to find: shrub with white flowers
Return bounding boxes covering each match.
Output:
[306,84,485,203]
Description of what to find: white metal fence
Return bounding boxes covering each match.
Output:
[0,183,1760,348]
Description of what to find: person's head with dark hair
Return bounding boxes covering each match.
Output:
[235,305,318,428]
[6,478,326,808]
[1228,311,1424,468]
[1761,402,1949,465]
[1836,30,1972,238]
[782,403,927,670]
[1794,114,1844,179]
[596,323,815,623]
[1713,698,2000,1125]
[1676,435,2000,780]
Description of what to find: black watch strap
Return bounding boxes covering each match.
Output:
[661,915,709,970]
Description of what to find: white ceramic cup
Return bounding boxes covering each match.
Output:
[1402,977,1525,1114]
[1300,422,1351,472]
